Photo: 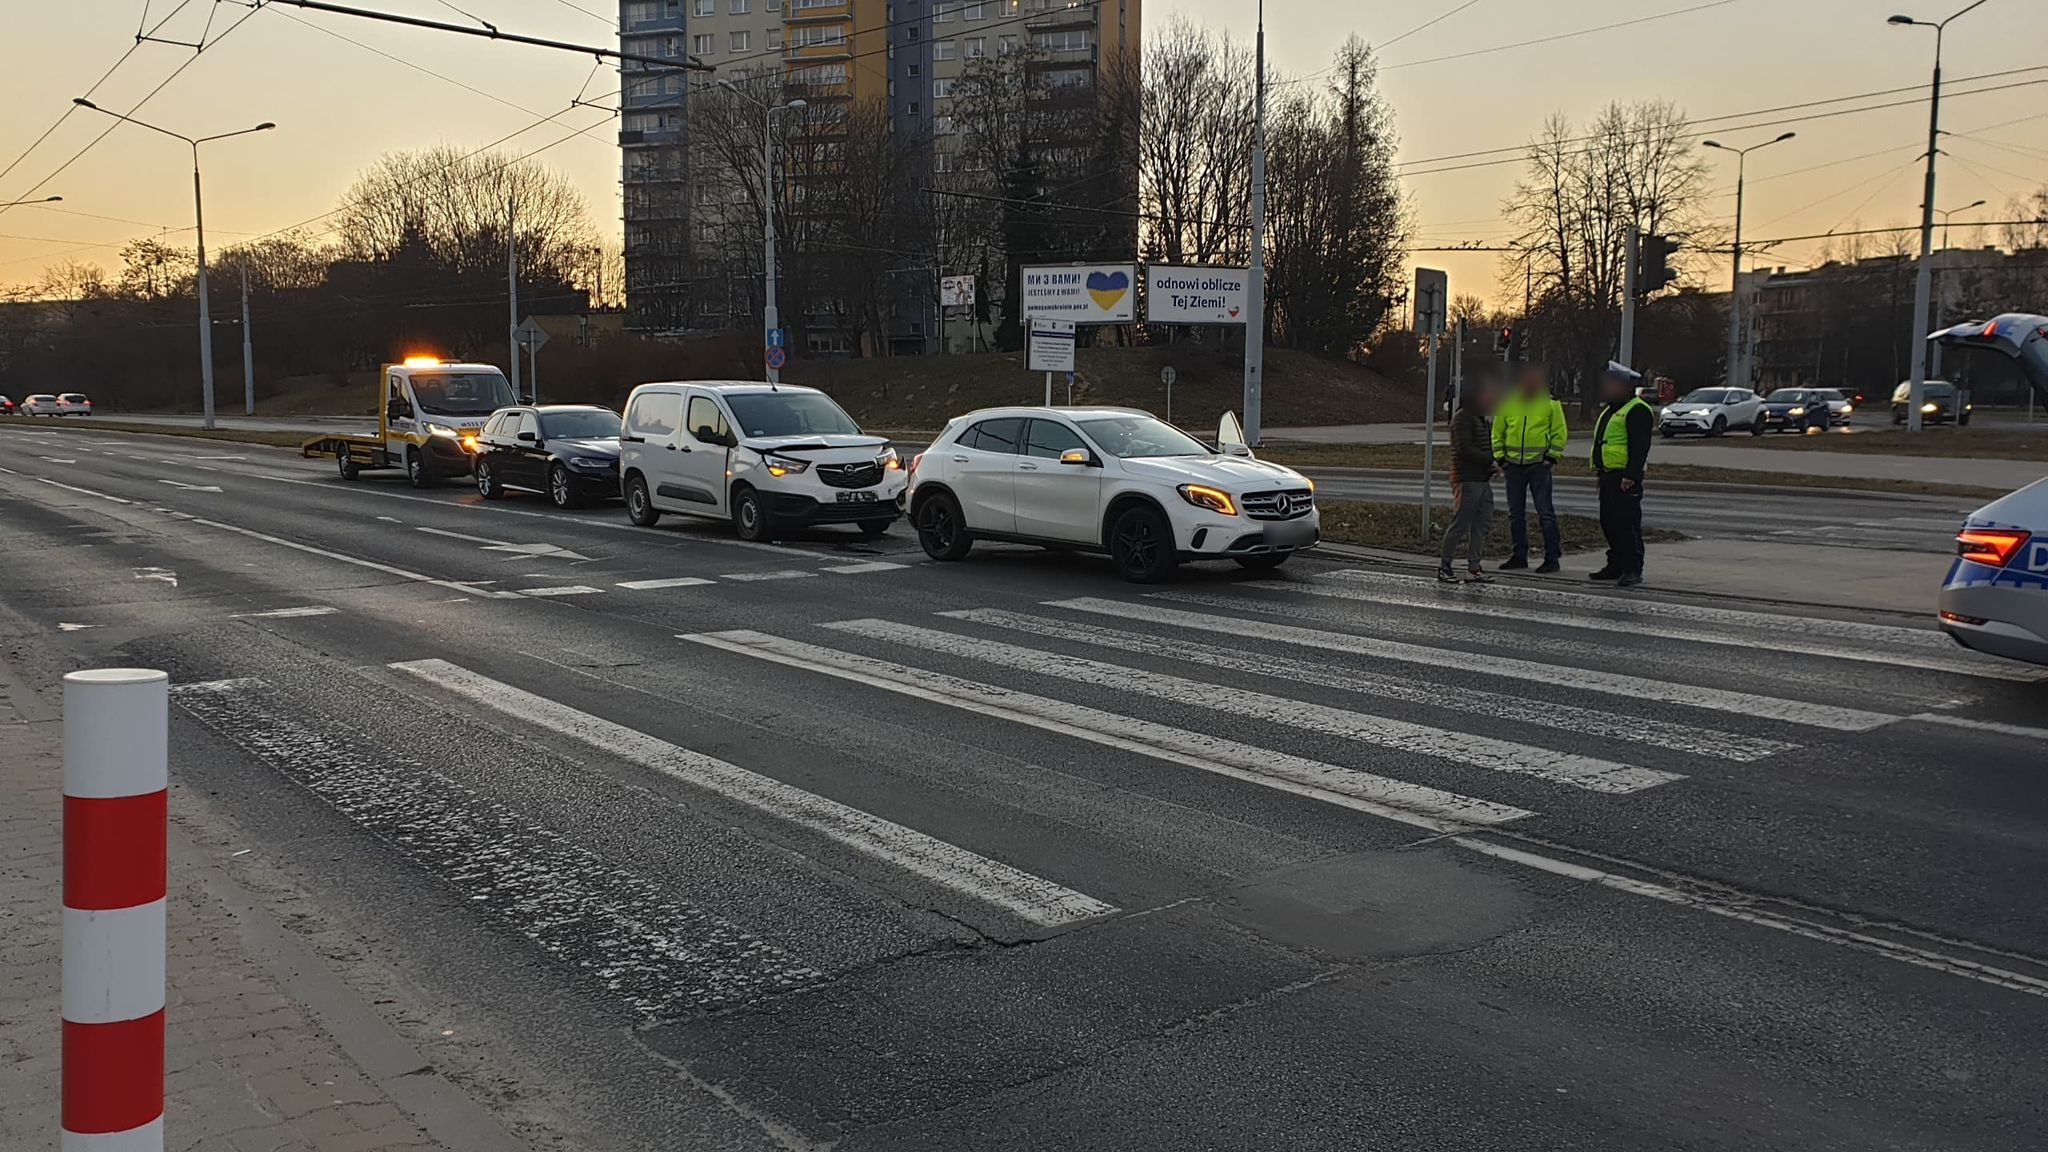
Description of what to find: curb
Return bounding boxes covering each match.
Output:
[1290,464,1997,502]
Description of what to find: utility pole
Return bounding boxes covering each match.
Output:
[239,259,254,416]
[1241,0,1266,445]
[507,200,521,386]
[1619,223,1639,369]
[1704,132,1794,391]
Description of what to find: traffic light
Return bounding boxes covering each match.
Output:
[1509,326,1528,362]
[1639,233,1678,293]
[1494,326,1513,354]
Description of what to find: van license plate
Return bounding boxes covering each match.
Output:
[835,490,877,504]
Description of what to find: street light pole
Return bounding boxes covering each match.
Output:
[1242,0,1266,445]
[240,258,255,416]
[71,99,272,431]
[1938,198,1985,252]
[1703,132,1795,393]
[0,195,63,208]
[722,81,806,385]
[1891,1,1988,433]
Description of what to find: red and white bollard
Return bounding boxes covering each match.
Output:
[62,668,169,1152]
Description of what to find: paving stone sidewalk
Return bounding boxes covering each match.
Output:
[0,693,442,1152]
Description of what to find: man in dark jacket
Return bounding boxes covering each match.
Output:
[1589,361,1654,586]
[1438,382,1498,583]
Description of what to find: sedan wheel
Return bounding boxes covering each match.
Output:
[549,463,581,509]
[475,459,502,499]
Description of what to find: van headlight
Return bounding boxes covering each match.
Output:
[764,454,810,477]
[1177,484,1237,515]
[423,422,458,439]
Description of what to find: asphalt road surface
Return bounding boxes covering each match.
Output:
[3,425,2046,1152]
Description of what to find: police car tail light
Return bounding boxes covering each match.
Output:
[1956,528,2029,567]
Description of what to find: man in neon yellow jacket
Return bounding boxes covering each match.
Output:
[1491,365,1568,572]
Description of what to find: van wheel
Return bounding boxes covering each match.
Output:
[731,486,774,542]
[1109,504,1176,584]
[337,450,359,481]
[915,492,972,561]
[625,475,660,526]
[475,459,502,498]
[406,448,432,488]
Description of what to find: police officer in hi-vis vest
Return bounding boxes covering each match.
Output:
[1589,361,1653,586]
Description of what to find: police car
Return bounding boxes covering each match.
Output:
[1933,313,2048,666]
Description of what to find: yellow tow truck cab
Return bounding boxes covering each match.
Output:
[302,358,519,488]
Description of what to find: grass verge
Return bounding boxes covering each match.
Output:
[1259,443,2011,500]
[1742,427,2048,461]
[1316,497,1683,557]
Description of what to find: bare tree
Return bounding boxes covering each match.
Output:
[334,146,595,281]
[1137,18,1254,266]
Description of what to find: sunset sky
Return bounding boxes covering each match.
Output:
[3,0,2043,305]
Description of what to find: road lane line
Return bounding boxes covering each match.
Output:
[34,477,131,504]
[821,561,907,574]
[416,525,515,546]
[173,678,826,1018]
[617,577,716,590]
[1318,568,2039,682]
[156,479,222,492]
[945,608,1793,763]
[719,569,818,582]
[685,630,1530,829]
[1452,837,2048,1001]
[1905,712,2048,741]
[392,658,1113,928]
[824,618,1677,794]
[1061,596,1898,732]
[516,585,604,597]
[227,606,339,619]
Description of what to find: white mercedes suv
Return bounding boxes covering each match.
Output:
[906,407,1319,582]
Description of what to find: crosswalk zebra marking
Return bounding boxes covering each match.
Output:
[943,607,1794,763]
[392,658,1112,929]
[822,618,1678,794]
[1063,596,1898,732]
[685,629,1531,830]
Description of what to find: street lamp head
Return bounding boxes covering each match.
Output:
[785,98,808,110]
[1887,14,1916,24]
[1773,131,1796,143]
[72,97,98,110]
[1964,198,1985,210]
[1702,140,1725,150]
[43,195,61,203]
[255,122,276,131]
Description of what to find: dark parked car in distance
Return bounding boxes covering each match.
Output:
[473,404,623,508]
[1758,388,1833,434]
[1892,379,1972,425]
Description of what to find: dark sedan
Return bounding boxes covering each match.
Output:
[1757,388,1832,434]
[473,404,623,508]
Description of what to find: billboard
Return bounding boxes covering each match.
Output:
[1020,263,1136,323]
[1145,265,1248,325]
[940,274,976,308]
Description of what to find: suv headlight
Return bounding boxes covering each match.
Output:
[1177,484,1237,515]
[878,447,902,471]
[763,454,811,477]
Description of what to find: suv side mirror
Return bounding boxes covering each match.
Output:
[1058,448,1093,466]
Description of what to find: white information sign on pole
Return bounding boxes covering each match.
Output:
[1144,265,1249,324]
[1027,318,1076,373]
[940,275,976,308]
[1020,264,1136,323]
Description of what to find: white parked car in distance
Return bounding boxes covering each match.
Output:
[19,393,63,416]
[906,407,1320,582]
[1658,387,1763,437]
[619,381,905,541]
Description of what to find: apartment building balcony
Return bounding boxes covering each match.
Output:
[785,0,850,23]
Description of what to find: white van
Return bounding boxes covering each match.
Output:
[618,381,906,541]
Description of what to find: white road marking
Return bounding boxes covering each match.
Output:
[57,623,99,632]
[1064,596,1898,732]
[1906,712,2048,741]
[37,457,76,464]
[132,566,177,587]
[821,561,907,574]
[1452,837,2048,1001]
[485,542,593,560]
[417,525,514,546]
[376,515,403,523]
[1318,568,2039,682]
[719,569,819,582]
[946,608,1794,763]
[391,658,1113,927]
[173,678,825,1018]
[825,618,1677,794]
[617,576,716,590]
[228,606,339,619]
[686,630,1530,828]
[517,585,604,597]
[170,509,518,598]
[34,477,131,504]
[156,479,223,493]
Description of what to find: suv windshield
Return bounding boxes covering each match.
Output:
[1680,389,1730,403]
[725,392,861,438]
[538,409,621,440]
[1076,414,1212,459]
[412,371,516,416]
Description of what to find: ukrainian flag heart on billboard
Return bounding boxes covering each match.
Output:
[1086,269,1130,313]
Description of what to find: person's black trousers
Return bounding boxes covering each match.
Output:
[1596,471,1645,576]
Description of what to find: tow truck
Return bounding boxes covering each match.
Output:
[301,357,519,487]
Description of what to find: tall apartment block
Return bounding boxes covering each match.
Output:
[619,0,1138,340]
